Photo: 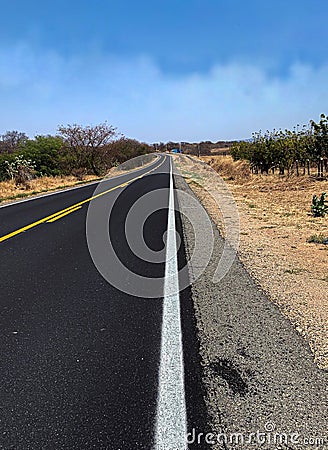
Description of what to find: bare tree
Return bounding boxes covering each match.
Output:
[0,130,28,153]
[57,122,119,175]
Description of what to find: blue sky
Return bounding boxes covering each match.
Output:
[1,0,328,142]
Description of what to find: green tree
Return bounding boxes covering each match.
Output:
[104,138,153,166]
[310,113,328,159]
[20,135,64,176]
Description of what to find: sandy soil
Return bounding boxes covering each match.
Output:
[175,155,328,370]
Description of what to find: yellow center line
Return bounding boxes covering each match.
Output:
[46,206,83,223]
[0,156,166,243]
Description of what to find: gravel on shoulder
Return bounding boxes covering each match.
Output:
[174,168,328,450]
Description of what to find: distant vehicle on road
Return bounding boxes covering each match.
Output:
[171,148,182,154]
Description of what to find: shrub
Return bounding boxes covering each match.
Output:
[71,167,87,181]
[311,192,328,217]
[20,135,63,176]
[307,234,328,244]
[0,153,15,181]
[4,155,36,188]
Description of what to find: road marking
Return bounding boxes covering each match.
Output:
[47,206,82,222]
[154,158,187,449]
[0,156,166,243]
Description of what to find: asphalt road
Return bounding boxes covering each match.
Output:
[3,153,325,450]
[0,155,208,449]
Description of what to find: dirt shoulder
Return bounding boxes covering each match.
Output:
[175,155,328,370]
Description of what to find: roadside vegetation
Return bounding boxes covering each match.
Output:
[230,113,328,177]
[0,123,153,202]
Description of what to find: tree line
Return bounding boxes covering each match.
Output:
[230,114,328,176]
[0,123,153,182]
[154,140,233,155]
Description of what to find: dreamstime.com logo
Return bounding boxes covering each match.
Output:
[186,422,327,448]
[86,154,240,297]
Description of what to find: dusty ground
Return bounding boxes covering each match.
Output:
[175,155,328,370]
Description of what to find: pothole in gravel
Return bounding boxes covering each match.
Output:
[209,359,248,396]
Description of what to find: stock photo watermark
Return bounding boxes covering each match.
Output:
[186,422,327,448]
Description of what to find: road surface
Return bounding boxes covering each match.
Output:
[0,155,208,449]
[1,154,327,450]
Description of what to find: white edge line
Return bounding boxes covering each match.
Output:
[0,155,161,209]
[154,157,188,450]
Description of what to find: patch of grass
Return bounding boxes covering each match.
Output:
[248,203,256,208]
[0,190,46,203]
[188,179,204,190]
[307,234,328,244]
[284,268,305,275]
[15,193,29,198]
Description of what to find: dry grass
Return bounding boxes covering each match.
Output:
[176,155,328,369]
[0,175,100,204]
[202,155,251,182]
